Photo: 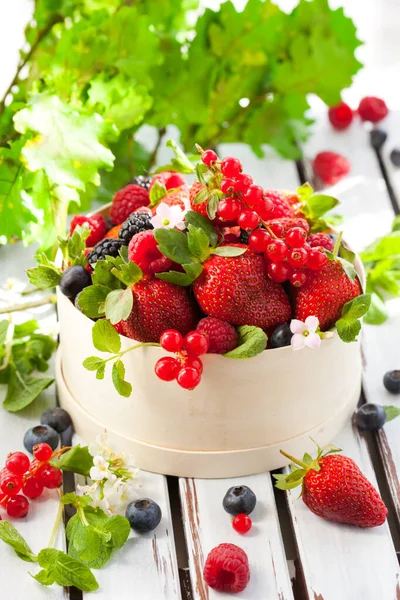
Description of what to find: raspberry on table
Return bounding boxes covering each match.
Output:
[118,212,154,245]
[110,184,150,225]
[308,233,335,252]
[203,543,250,594]
[196,317,238,354]
[69,214,108,247]
[328,101,353,130]
[358,96,389,123]
[312,151,350,185]
[128,230,172,275]
[87,238,124,267]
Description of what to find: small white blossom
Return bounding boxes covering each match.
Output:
[150,202,187,230]
[290,316,321,350]
[90,455,112,481]
[89,432,112,460]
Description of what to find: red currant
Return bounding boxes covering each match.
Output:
[221,156,242,177]
[220,178,235,194]
[285,227,307,248]
[33,443,53,462]
[22,476,44,499]
[0,471,22,496]
[183,356,204,374]
[177,367,201,390]
[290,270,307,287]
[268,222,284,238]
[160,329,183,352]
[232,513,252,534]
[243,185,264,207]
[184,331,209,356]
[248,229,271,253]
[267,261,291,283]
[287,247,308,268]
[234,173,253,193]
[5,452,30,476]
[6,495,29,518]
[201,149,217,166]
[155,357,181,382]
[255,197,274,220]
[307,248,328,270]
[36,465,62,489]
[237,210,259,230]
[265,240,288,262]
[217,197,242,221]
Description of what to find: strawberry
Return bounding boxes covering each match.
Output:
[193,245,291,329]
[151,171,186,191]
[151,185,188,214]
[275,444,387,528]
[69,214,108,247]
[189,181,208,218]
[292,259,362,330]
[119,278,198,343]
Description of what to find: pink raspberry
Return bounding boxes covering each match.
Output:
[328,101,354,130]
[203,543,250,594]
[308,233,335,252]
[358,96,388,123]
[312,151,350,185]
[264,190,294,218]
[196,317,237,354]
[69,214,108,247]
[110,184,150,225]
[128,230,172,275]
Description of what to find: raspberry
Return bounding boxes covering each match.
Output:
[110,184,150,224]
[128,230,172,275]
[312,151,350,185]
[196,317,238,354]
[358,96,388,123]
[264,190,294,218]
[203,543,250,594]
[308,233,334,252]
[118,212,153,245]
[328,101,353,130]
[69,214,108,247]
[151,171,186,191]
[87,238,124,267]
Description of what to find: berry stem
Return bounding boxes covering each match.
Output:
[0,295,57,315]
[102,342,161,365]
[333,231,343,258]
[48,490,63,548]
[279,450,309,470]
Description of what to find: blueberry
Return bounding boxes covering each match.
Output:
[59,266,91,298]
[383,370,400,394]
[356,404,386,431]
[270,324,292,349]
[390,149,400,167]
[125,498,162,533]
[370,128,387,151]
[222,485,257,516]
[23,425,60,454]
[40,407,72,433]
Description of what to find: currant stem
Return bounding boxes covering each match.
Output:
[48,491,63,548]
[0,295,57,315]
[102,342,161,365]
[280,450,309,470]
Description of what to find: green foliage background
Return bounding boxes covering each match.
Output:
[0,0,362,253]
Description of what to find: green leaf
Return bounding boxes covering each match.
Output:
[0,521,37,563]
[187,225,210,261]
[111,262,143,286]
[61,492,92,508]
[149,180,167,206]
[304,193,339,218]
[335,294,371,343]
[13,320,39,338]
[192,186,209,205]
[338,242,356,265]
[360,232,400,263]
[384,406,400,423]
[67,511,112,569]
[92,319,121,354]
[77,285,110,319]
[224,325,267,359]
[183,262,204,280]
[103,516,130,549]
[83,356,105,371]
[3,369,53,412]
[51,445,93,477]
[297,182,313,202]
[206,193,219,220]
[335,318,361,344]
[33,548,98,592]
[92,260,123,289]
[105,288,133,325]
[273,470,305,491]
[154,228,193,264]
[112,360,132,397]
[363,293,389,325]
[0,320,9,347]
[26,265,61,289]
[155,140,195,174]
[212,246,247,257]
[184,210,218,246]
[392,216,400,232]
[156,271,194,286]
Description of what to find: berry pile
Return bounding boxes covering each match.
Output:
[155,329,209,390]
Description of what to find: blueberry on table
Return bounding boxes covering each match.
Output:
[383,370,400,394]
[390,149,400,167]
[270,323,292,348]
[59,266,91,298]
[222,485,257,516]
[126,498,162,533]
[369,128,387,150]
[23,425,60,454]
[356,404,386,431]
[40,407,72,433]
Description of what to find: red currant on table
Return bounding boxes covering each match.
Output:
[201,149,218,166]
[307,248,328,270]
[232,513,252,534]
[220,178,235,194]
[183,356,204,374]
[184,331,209,356]
[33,443,53,462]
[6,495,29,518]
[290,270,307,287]
[5,452,30,476]
[22,476,44,499]
[155,357,181,382]
[267,261,291,283]
[243,185,264,207]
[287,247,308,268]
[254,197,274,220]
[160,329,183,353]
[238,210,259,230]
[217,197,242,221]
[177,367,201,390]
[248,229,271,253]
[285,227,307,248]
[36,465,63,489]
[0,471,22,496]
[265,240,288,262]
[234,173,253,193]
[221,156,242,177]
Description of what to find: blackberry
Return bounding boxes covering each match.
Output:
[87,238,124,267]
[239,229,249,244]
[119,212,154,245]
[132,175,152,191]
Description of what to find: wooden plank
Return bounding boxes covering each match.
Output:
[179,474,294,600]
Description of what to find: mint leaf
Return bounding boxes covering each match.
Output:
[0,521,37,563]
[26,265,61,289]
[184,210,218,246]
[154,228,193,264]
[363,293,389,325]
[360,232,400,262]
[92,319,121,354]
[61,493,92,508]
[77,285,110,319]
[103,516,130,549]
[335,293,371,343]
[33,548,98,592]
[112,360,132,397]
[149,180,167,206]
[67,511,112,569]
[392,216,400,232]
[83,356,105,371]
[72,525,110,563]
[224,325,267,359]
[13,320,39,338]
[187,225,210,261]
[384,406,400,423]
[212,246,247,257]
[3,369,53,412]
[51,445,93,477]
[105,288,133,325]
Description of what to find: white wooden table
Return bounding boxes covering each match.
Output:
[1,109,400,599]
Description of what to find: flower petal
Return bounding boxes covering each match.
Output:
[291,333,306,350]
[304,315,319,334]
[290,319,307,334]
[305,333,321,349]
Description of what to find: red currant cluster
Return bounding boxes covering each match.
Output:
[154,329,210,390]
[0,445,63,518]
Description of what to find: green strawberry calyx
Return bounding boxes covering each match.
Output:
[273,441,342,491]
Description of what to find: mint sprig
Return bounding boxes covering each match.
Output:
[224,325,268,359]
[335,294,371,343]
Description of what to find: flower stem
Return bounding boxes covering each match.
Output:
[0,295,56,315]
[48,492,63,548]
[280,450,309,469]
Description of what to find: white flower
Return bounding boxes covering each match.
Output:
[90,455,112,481]
[89,432,112,460]
[290,316,321,350]
[150,202,187,230]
